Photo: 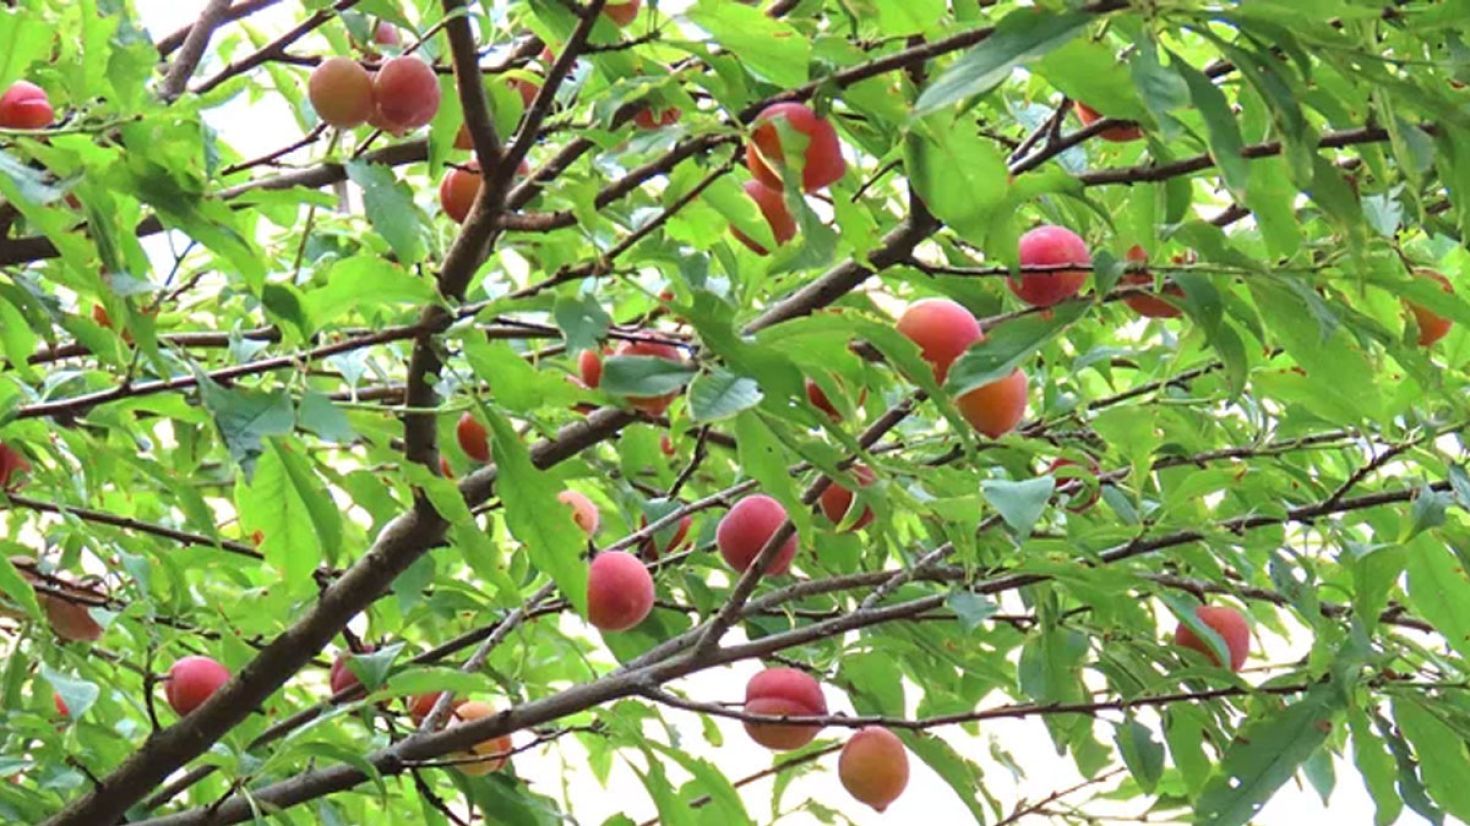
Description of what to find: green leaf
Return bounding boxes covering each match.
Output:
[1174,53,1248,199]
[947,591,997,631]
[269,440,343,567]
[297,392,356,444]
[905,116,1009,240]
[462,338,580,414]
[346,161,428,265]
[1394,699,1470,820]
[0,11,51,95]
[238,441,324,589]
[484,406,590,616]
[980,476,1054,537]
[945,300,1089,395]
[685,0,809,89]
[1115,719,1165,794]
[304,255,438,330]
[1196,688,1343,826]
[600,355,697,397]
[376,668,497,699]
[1405,534,1470,662]
[553,293,612,353]
[1348,708,1403,826]
[42,667,99,720]
[0,546,40,620]
[915,9,1092,114]
[688,368,763,422]
[1034,38,1145,121]
[196,373,296,476]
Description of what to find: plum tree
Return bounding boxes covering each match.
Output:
[1407,269,1454,346]
[1121,245,1183,319]
[612,339,685,415]
[308,57,375,128]
[839,727,909,812]
[165,656,231,716]
[742,668,827,750]
[447,701,513,776]
[1073,101,1142,142]
[18,4,1470,825]
[818,464,876,530]
[586,551,655,631]
[895,298,982,383]
[603,0,640,27]
[716,494,798,575]
[1175,605,1251,671]
[1012,225,1090,307]
[0,81,53,129]
[730,180,797,255]
[956,369,1028,438]
[745,102,846,192]
[371,56,440,132]
[558,489,600,535]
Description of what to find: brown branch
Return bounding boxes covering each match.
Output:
[193,0,365,96]
[160,0,235,100]
[155,0,282,58]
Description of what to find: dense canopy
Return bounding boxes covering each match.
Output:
[3,0,1470,824]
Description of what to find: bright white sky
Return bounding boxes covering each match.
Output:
[127,2,1413,823]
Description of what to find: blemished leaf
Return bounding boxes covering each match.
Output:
[1196,688,1344,826]
[346,161,429,265]
[915,9,1092,114]
[688,368,763,422]
[980,476,1055,537]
